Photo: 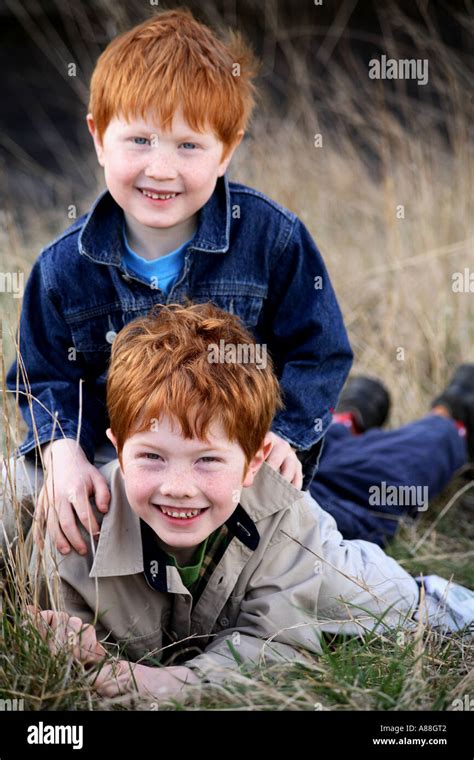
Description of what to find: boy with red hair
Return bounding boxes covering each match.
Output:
[5,8,352,559]
[30,303,426,699]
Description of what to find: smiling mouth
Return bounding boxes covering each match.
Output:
[138,189,181,201]
[155,505,209,520]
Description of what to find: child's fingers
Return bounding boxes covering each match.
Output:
[264,448,285,471]
[264,434,296,473]
[39,488,72,555]
[25,605,52,625]
[289,455,303,489]
[25,610,105,662]
[43,501,73,555]
[278,457,295,482]
[24,605,48,634]
[66,618,107,664]
[291,467,303,489]
[53,499,88,556]
[71,492,101,541]
[89,660,132,697]
[90,471,110,514]
[25,608,65,651]
[25,609,50,642]
[47,611,71,654]
[280,455,303,488]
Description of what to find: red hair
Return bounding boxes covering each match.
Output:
[106,303,283,465]
[88,8,259,157]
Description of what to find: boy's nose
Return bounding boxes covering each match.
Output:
[144,151,178,180]
[159,472,198,499]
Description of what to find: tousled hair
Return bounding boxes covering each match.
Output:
[106,302,283,465]
[89,8,259,157]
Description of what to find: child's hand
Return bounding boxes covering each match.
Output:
[34,438,111,556]
[263,432,303,489]
[89,661,199,700]
[26,607,107,666]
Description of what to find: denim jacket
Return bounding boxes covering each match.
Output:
[7,175,352,486]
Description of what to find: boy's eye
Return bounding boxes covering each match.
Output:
[132,137,150,145]
[180,142,197,150]
[198,457,219,463]
[142,452,162,460]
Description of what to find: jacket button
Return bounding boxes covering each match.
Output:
[105,330,117,344]
[219,616,230,628]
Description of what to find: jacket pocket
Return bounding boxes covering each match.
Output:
[67,310,124,358]
[190,290,266,328]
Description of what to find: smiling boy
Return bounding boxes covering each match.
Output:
[30,303,420,700]
[91,105,229,261]
[109,402,263,569]
[4,8,353,562]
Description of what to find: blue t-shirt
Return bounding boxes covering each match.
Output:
[122,224,191,296]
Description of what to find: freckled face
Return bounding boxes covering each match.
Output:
[116,415,260,554]
[91,107,235,234]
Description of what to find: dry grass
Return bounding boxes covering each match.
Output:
[0,1,473,710]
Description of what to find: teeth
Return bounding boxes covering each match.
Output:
[160,506,201,519]
[141,190,177,200]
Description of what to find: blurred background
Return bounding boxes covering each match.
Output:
[0,0,473,430]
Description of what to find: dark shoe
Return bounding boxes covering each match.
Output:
[336,376,391,432]
[432,364,474,461]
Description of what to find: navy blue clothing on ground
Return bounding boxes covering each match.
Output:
[6,175,352,487]
[310,415,467,546]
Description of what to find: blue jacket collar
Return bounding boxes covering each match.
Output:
[79,175,231,265]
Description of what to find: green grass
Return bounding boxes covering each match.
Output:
[0,478,473,712]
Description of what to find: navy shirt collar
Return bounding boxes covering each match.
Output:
[79,175,231,265]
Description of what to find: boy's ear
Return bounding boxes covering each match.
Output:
[242,438,273,488]
[87,113,105,166]
[217,130,245,177]
[106,428,118,450]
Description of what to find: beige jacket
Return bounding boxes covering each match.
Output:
[32,460,419,683]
